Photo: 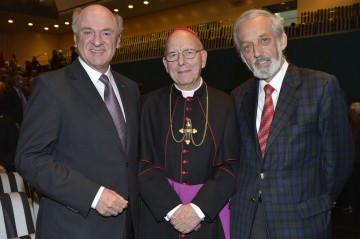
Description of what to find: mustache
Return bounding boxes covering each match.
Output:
[254,55,271,65]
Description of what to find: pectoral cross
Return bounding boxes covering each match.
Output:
[179,118,197,145]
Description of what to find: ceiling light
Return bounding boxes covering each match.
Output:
[114,8,119,12]
[143,1,149,4]
[65,22,70,25]
[54,24,59,28]
[128,5,133,9]
[28,23,33,26]
[8,19,13,23]
[44,27,49,30]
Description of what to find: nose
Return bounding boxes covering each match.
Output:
[92,32,103,46]
[252,43,262,57]
[177,53,185,66]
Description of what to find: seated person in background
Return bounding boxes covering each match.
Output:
[0,104,19,173]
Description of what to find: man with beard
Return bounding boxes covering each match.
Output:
[230,9,354,239]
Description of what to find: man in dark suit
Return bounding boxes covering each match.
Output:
[0,108,19,173]
[15,4,139,238]
[230,9,354,239]
[2,74,28,126]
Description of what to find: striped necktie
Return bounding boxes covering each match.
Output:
[99,74,127,151]
[258,84,275,158]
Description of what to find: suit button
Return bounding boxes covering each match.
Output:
[125,162,129,167]
[181,171,188,175]
[259,172,265,179]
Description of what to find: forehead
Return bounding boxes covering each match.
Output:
[78,6,117,31]
[237,16,273,41]
[166,31,200,51]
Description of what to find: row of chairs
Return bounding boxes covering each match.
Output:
[0,172,39,239]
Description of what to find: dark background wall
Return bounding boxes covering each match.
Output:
[112,30,360,102]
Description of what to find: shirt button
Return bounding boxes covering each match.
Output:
[259,172,265,179]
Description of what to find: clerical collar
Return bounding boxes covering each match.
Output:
[174,78,203,98]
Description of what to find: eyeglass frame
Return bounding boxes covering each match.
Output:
[164,48,204,62]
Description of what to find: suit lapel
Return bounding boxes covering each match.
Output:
[265,64,301,154]
[68,60,125,151]
[242,79,262,158]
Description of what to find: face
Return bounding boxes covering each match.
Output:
[236,16,287,82]
[162,30,207,91]
[73,5,120,73]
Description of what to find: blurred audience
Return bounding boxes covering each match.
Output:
[0,108,19,173]
[2,74,29,126]
[70,46,78,63]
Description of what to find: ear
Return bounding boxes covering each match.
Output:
[162,57,169,73]
[116,34,121,49]
[281,32,287,50]
[201,50,207,68]
[73,34,78,47]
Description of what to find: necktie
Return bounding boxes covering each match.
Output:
[99,74,127,150]
[258,84,275,158]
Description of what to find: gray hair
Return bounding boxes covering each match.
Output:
[233,9,284,52]
[71,5,123,35]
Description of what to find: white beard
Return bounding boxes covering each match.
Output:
[242,41,283,80]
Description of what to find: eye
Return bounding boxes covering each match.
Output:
[241,43,252,53]
[259,37,270,45]
[183,49,195,57]
[167,52,177,58]
[81,30,93,36]
[103,31,113,36]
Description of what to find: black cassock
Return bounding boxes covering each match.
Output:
[138,83,240,239]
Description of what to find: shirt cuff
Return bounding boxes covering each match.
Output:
[91,186,105,209]
[190,203,205,221]
[165,204,182,221]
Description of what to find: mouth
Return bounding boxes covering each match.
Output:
[90,49,105,54]
[254,57,270,68]
[177,69,191,75]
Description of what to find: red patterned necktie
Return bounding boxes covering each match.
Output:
[258,84,275,158]
[99,74,127,151]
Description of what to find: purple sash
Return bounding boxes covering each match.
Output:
[167,178,230,239]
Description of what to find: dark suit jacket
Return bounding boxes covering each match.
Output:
[15,59,140,238]
[230,64,354,239]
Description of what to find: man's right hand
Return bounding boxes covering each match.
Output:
[95,188,128,217]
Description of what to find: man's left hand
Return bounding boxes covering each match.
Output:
[170,204,201,234]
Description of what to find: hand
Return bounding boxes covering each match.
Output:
[170,204,201,234]
[95,188,128,217]
[0,165,6,173]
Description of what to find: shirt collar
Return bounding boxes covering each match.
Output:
[78,57,111,84]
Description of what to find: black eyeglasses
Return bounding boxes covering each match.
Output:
[164,49,203,62]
